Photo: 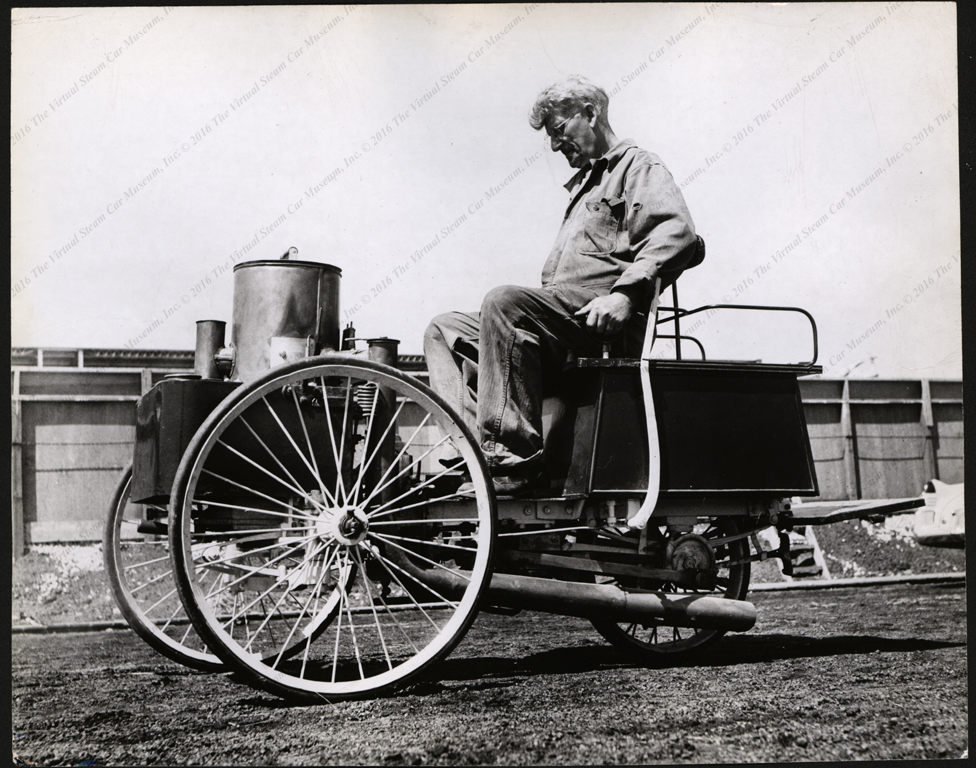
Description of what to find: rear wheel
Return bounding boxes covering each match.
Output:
[590,517,750,656]
[103,466,224,671]
[170,356,495,701]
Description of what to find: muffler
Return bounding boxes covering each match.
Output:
[415,566,756,632]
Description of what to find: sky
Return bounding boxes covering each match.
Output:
[11,3,961,379]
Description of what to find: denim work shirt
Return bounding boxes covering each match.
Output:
[541,139,697,310]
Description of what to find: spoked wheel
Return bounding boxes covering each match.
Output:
[103,466,224,671]
[590,516,750,656]
[169,356,496,702]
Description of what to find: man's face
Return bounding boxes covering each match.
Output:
[547,106,598,169]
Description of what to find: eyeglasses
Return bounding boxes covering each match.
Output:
[544,111,581,148]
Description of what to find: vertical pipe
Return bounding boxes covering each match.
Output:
[194,321,226,379]
[671,282,682,360]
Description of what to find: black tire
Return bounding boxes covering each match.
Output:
[103,466,224,671]
[169,356,496,701]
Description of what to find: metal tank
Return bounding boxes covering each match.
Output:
[229,257,342,382]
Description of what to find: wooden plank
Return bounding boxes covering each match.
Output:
[841,380,858,500]
[17,395,141,403]
[34,469,126,527]
[851,403,928,499]
[35,443,133,471]
[35,423,135,444]
[921,380,938,482]
[11,395,25,558]
[29,519,105,544]
[18,369,142,397]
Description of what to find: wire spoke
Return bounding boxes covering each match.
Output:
[330,556,354,684]
[350,379,382,508]
[271,544,343,671]
[339,561,365,681]
[368,532,476,585]
[499,526,591,538]
[223,540,328,630]
[375,532,480,552]
[359,434,451,515]
[141,584,181,616]
[351,396,408,507]
[190,530,320,571]
[360,411,434,505]
[202,534,321,601]
[129,568,177,595]
[369,582,421,654]
[122,552,174,572]
[367,540,465,619]
[351,548,394,672]
[215,435,326,512]
[367,549,447,633]
[369,516,481,526]
[198,470,315,520]
[260,396,335,506]
[319,375,351,505]
[241,542,325,654]
[290,386,334,509]
[189,497,317,523]
[366,490,482,519]
[236,412,336,508]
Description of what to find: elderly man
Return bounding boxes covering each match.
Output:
[424,75,699,497]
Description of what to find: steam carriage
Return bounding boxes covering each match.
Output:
[104,251,921,702]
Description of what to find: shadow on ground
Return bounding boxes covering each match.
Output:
[232,633,966,708]
[435,633,966,682]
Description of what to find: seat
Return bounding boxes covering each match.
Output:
[542,237,706,517]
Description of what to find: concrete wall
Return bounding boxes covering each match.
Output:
[10,348,964,552]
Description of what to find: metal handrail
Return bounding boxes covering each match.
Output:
[656,304,819,366]
[654,334,706,360]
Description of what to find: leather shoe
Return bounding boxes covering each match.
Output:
[439,456,466,471]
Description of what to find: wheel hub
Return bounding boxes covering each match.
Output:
[326,508,369,545]
[667,533,715,572]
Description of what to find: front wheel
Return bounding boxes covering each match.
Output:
[169,356,496,701]
[590,517,751,656]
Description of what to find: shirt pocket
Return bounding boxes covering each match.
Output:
[577,197,625,255]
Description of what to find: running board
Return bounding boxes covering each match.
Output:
[786,497,924,526]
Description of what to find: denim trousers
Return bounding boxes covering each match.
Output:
[423,284,645,476]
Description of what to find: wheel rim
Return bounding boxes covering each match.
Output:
[170,358,495,700]
[103,467,224,671]
[590,517,750,655]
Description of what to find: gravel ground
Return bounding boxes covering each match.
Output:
[11,514,967,764]
[11,582,968,765]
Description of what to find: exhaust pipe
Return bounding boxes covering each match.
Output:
[415,566,756,632]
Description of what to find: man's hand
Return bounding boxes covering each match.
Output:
[574,293,634,337]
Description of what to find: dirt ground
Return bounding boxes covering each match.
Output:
[11,582,968,766]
